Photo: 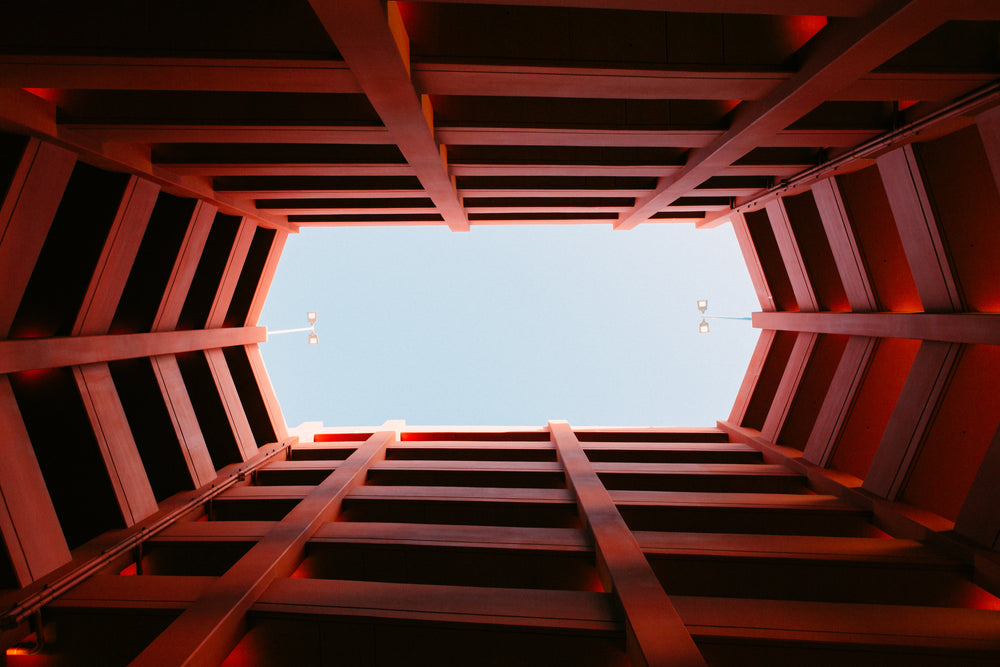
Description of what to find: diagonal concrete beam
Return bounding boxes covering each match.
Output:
[615,0,969,230]
[308,0,469,231]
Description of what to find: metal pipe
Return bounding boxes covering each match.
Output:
[0,438,293,629]
[735,81,1000,214]
[267,326,314,335]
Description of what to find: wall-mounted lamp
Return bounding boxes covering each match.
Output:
[696,300,751,334]
[267,312,320,345]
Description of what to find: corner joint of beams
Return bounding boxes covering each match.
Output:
[696,211,733,229]
[382,418,406,441]
[446,214,471,233]
[612,215,643,231]
[614,186,670,231]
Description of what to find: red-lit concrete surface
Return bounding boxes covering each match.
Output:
[2,1,1000,665]
[3,422,1000,665]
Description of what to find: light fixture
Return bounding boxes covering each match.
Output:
[266,312,320,345]
[695,300,751,333]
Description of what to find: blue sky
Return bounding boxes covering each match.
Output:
[259,222,760,428]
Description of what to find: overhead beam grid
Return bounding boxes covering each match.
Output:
[0,0,993,230]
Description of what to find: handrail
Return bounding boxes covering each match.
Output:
[736,80,1000,215]
[0,437,295,629]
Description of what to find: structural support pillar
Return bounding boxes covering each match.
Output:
[0,375,70,585]
[765,198,818,312]
[73,363,159,526]
[129,424,400,667]
[73,176,160,336]
[863,341,961,499]
[549,421,705,667]
[729,329,776,426]
[759,332,819,442]
[811,177,877,312]
[206,217,256,328]
[245,344,288,441]
[205,347,259,461]
[153,201,216,332]
[803,336,878,467]
[876,145,962,312]
[246,230,287,327]
[731,212,775,312]
[0,139,76,337]
[151,354,217,488]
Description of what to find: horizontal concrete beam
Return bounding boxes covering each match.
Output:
[0,327,265,374]
[753,312,1000,345]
